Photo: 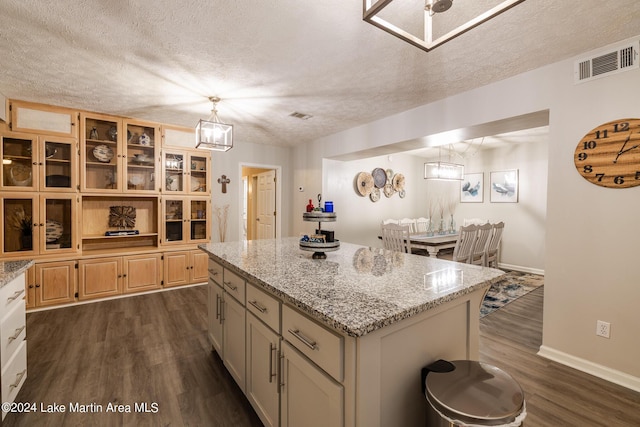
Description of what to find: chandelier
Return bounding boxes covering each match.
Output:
[424,146,464,181]
[363,0,525,52]
[195,96,233,151]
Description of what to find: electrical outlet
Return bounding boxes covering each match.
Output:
[596,320,611,338]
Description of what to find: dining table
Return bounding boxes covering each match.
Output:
[409,232,459,257]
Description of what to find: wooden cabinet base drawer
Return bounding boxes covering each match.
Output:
[283,305,343,381]
[1,302,26,367]
[246,283,281,333]
[1,340,27,412]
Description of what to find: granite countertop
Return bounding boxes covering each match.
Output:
[199,238,505,337]
[0,259,35,289]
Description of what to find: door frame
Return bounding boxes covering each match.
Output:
[238,162,282,241]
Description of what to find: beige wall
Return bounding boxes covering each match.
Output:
[293,36,640,391]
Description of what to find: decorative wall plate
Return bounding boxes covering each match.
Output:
[370,187,381,202]
[108,206,136,229]
[45,219,63,242]
[383,183,394,198]
[93,144,114,163]
[356,172,374,196]
[372,168,387,188]
[392,173,405,191]
[399,189,406,198]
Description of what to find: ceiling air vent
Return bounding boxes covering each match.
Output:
[289,112,312,120]
[574,40,639,84]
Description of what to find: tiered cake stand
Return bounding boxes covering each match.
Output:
[300,211,340,259]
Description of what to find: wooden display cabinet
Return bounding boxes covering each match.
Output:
[34,261,77,307]
[162,148,210,195]
[1,194,78,257]
[1,131,78,193]
[80,112,123,193]
[9,100,77,138]
[162,197,210,245]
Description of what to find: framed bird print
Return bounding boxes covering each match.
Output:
[490,170,519,203]
[460,172,484,203]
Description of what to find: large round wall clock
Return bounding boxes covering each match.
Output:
[574,118,640,188]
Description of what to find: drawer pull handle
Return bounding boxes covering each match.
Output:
[9,369,27,389]
[215,294,221,320]
[7,289,25,302]
[8,326,26,342]
[224,281,237,291]
[208,269,219,276]
[268,343,277,383]
[288,329,317,350]
[248,300,267,313]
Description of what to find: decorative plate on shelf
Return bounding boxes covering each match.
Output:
[356,172,374,196]
[93,144,114,163]
[45,219,63,242]
[372,168,387,188]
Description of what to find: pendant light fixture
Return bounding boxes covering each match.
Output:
[195,96,233,151]
[424,146,464,181]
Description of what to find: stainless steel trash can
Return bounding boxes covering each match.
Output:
[423,360,526,426]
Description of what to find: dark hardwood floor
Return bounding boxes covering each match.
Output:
[5,285,640,426]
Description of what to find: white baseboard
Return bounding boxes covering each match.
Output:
[498,262,544,276]
[538,345,640,392]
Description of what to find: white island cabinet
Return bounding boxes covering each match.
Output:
[200,238,504,427]
[1,260,33,421]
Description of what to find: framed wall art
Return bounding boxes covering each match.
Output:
[460,172,484,203]
[490,169,519,203]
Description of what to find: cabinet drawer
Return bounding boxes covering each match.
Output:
[1,302,26,367]
[1,340,27,406]
[246,283,281,333]
[282,305,343,381]
[208,259,223,286]
[0,274,26,315]
[223,269,245,305]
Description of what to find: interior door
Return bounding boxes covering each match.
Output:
[256,170,275,239]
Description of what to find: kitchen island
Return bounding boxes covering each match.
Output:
[200,238,504,427]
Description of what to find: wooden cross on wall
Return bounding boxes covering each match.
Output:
[217,175,231,193]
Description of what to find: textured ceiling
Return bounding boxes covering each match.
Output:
[1,0,639,149]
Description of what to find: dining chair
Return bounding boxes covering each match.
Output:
[382,218,399,225]
[485,222,505,267]
[469,223,493,265]
[399,218,417,233]
[452,224,479,263]
[381,223,412,253]
[463,218,488,226]
[415,217,430,233]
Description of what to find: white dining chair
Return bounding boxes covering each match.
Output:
[463,218,488,226]
[382,218,399,225]
[485,222,505,267]
[381,223,412,253]
[469,223,493,265]
[415,217,430,233]
[452,224,478,263]
[398,218,417,233]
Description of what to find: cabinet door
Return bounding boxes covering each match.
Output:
[123,119,159,193]
[40,135,77,192]
[162,198,187,245]
[2,195,38,255]
[162,149,186,193]
[189,250,209,283]
[10,100,77,137]
[35,261,77,307]
[208,281,224,356]
[80,112,122,192]
[188,198,210,243]
[1,132,38,192]
[78,257,121,300]
[246,313,280,427]
[40,194,78,255]
[163,251,190,288]
[25,265,36,310]
[187,152,210,194]
[281,341,344,427]
[123,253,161,294]
[223,293,246,392]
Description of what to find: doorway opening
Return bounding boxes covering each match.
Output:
[241,165,280,241]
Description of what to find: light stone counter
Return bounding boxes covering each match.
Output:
[0,260,34,290]
[199,237,504,337]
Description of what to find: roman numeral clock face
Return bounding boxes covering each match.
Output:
[574,118,640,188]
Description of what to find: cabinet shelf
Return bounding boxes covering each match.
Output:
[85,161,116,167]
[86,139,116,145]
[82,232,159,240]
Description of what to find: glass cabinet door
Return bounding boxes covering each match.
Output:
[189,199,209,242]
[125,120,158,193]
[1,132,37,191]
[2,196,38,255]
[163,151,185,193]
[163,198,186,244]
[41,136,77,192]
[81,113,121,192]
[188,153,209,194]
[41,194,76,254]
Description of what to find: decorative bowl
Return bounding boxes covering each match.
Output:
[93,144,114,163]
[132,153,152,164]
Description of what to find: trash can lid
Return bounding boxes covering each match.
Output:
[425,360,524,426]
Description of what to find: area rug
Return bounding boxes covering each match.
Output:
[480,270,544,317]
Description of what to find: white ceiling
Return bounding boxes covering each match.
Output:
[1,0,639,150]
